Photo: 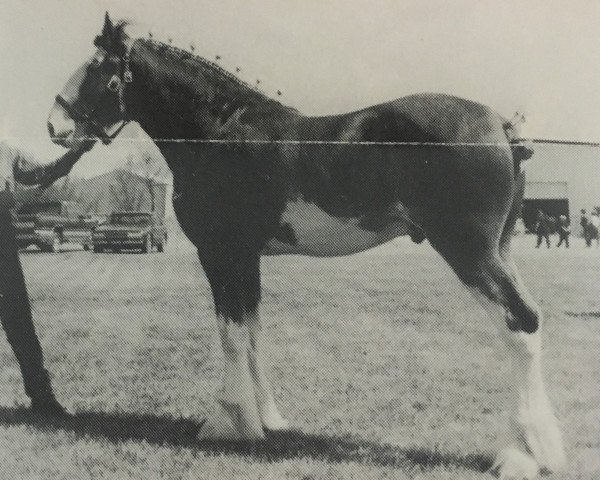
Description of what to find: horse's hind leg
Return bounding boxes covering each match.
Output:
[476,261,565,478]
[430,232,565,479]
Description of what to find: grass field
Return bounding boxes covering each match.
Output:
[0,230,599,479]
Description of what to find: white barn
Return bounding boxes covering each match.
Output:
[524,140,600,234]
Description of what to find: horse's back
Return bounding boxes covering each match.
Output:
[304,93,508,144]
[298,93,517,210]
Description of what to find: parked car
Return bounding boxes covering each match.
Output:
[14,201,97,252]
[92,211,168,253]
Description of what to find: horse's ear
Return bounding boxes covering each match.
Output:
[102,12,114,39]
[95,12,114,50]
[94,12,127,56]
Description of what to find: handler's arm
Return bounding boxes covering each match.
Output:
[13,138,96,189]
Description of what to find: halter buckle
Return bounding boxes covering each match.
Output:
[107,75,121,92]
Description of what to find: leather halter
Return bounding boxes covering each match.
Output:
[55,50,132,145]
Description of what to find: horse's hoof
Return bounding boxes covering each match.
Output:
[525,417,566,474]
[536,446,566,475]
[490,448,539,480]
[197,401,265,441]
[262,415,290,431]
[30,397,67,417]
[197,415,240,441]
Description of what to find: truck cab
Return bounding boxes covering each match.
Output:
[14,201,97,252]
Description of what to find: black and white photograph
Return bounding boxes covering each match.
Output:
[0,1,599,479]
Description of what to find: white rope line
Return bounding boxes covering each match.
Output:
[1,137,535,147]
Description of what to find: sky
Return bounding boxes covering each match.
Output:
[2,0,600,176]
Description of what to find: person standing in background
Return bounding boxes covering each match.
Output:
[581,209,592,247]
[534,209,551,249]
[556,215,570,248]
[590,211,600,247]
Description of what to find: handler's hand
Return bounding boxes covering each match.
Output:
[71,137,97,153]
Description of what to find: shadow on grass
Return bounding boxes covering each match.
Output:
[565,310,600,318]
[0,406,492,474]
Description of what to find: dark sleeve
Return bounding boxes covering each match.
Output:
[0,190,15,212]
[13,139,96,189]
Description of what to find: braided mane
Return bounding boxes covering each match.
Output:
[143,38,275,102]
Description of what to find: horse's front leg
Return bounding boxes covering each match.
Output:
[201,317,265,440]
[197,249,286,440]
[247,311,288,431]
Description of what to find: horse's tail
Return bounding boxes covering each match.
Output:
[499,120,530,250]
[503,120,534,178]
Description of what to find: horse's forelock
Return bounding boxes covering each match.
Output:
[95,20,130,56]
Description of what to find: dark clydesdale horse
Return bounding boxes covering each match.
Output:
[31,14,566,479]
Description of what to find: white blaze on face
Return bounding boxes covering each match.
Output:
[264,199,412,257]
[47,50,105,146]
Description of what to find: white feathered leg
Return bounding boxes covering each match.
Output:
[476,294,565,479]
[198,316,265,440]
[247,312,289,430]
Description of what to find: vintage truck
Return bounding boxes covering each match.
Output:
[91,211,168,253]
[14,201,98,252]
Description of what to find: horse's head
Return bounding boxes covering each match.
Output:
[48,13,132,147]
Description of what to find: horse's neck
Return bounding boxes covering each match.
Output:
[126,40,298,150]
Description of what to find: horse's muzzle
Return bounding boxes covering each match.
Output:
[47,102,76,146]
